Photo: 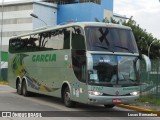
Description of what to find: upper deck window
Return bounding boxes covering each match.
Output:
[85,27,139,53]
[9,27,71,53]
[71,26,85,50]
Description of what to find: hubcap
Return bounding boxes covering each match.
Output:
[18,83,21,93]
[23,85,25,95]
[65,92,70,104]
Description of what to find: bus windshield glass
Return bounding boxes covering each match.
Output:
[88,55,140,87]
[85,27,139,53]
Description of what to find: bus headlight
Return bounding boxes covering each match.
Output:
[88,91,103,96]
[130,91,139,96]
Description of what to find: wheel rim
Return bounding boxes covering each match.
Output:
[22,83,26,95]
[64,91,70,105]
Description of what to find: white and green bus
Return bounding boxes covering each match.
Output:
[8,22,151,108]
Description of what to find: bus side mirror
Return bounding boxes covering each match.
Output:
[141,54,151,72]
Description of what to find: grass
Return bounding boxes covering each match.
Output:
[137,96,160,105]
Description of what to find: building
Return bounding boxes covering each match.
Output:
[0,0,57,78]
[0,0,129,46]
[57,0,113,24]
[0,0,130,52]
[0,0,57,45]
[0,0,128,79]
[0,0,128,46]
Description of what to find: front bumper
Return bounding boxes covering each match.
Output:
[88,95,139,105]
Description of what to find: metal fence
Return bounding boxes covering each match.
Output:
[140,60,160,98]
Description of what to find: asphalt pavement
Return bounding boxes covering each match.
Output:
[0,85,159,120]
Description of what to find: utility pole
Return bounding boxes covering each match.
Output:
[30,13,48,27]
[148,40,156,58]
[0,0,4,80]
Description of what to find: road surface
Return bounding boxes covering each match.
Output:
[0,85,159,120]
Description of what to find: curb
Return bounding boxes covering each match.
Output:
[117,104,160,116]
[0,82,8,85]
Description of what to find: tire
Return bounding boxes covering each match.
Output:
[17,81,22,95]
[22,81,29,97]
[63,86,76,107]
[104,104,115,108]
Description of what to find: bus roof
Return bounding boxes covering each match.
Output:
[10,22,131,39]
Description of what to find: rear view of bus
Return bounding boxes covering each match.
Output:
[82,23,151,108]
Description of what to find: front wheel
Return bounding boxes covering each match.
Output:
[104,104,115,108]
[63,86,76,107]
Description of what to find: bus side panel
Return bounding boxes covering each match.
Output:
[19,50,71,97]
[8,49,89,104]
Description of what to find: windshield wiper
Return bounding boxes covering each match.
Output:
[114,45,134,53]
[119,78,137,83]
[128,79,137,82]
[95,45,114,53]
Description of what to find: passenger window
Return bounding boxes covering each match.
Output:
[41,30,63,50]
[41,28,70,50]
[9,28,71,53]
[71,26,86,83]
[9,35,39,53]
[71,27,85,50]
[63,29,71,49]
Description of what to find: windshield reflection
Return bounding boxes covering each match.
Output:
[85,27,138,53]
[88,55,140,87]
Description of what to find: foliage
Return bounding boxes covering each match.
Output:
[95,17,160,59]
[137,96,160,105]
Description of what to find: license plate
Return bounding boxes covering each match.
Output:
[112,98,122,103]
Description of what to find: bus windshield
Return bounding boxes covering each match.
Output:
[85,27,139,53]
[88,55,140,87]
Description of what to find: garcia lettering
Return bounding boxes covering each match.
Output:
[32,54,56,62]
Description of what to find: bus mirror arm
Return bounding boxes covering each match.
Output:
[141,54,151,72]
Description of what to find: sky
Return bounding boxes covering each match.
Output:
[114,0,160,40]
[1,0,160,39]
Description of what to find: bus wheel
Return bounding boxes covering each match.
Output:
[22,81,29,96]
[17,81,22,95]
[63,86,75,107]
[104,104,115,108]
